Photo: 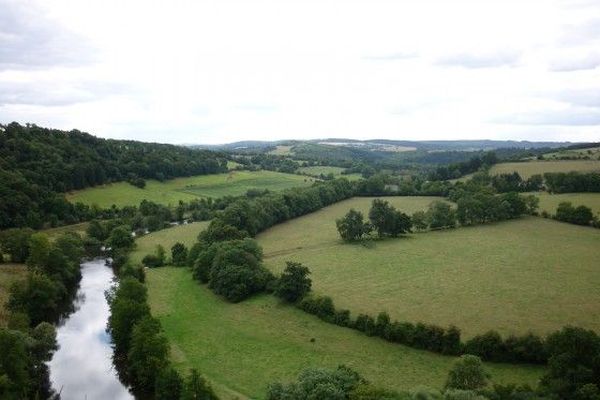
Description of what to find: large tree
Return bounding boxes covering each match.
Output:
[336,209,371,242]
[275,261,312,303]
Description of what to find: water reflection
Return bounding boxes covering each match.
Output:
[48,259,133,400]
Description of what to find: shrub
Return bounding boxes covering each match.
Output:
[445,355,488,391]
[275,261,312,303]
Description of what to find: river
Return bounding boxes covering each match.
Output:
[48,258,133,400]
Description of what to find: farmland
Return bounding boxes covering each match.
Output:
[129,221,209,265]
[533,192,600,216]
[66,170,314,208]
[0,264,27,327]
[490,160,600,179]
[539,146,600,161]
[146,267,544,400]
[297,165,363,181]
[257,198,600,337]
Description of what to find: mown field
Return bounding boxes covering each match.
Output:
[66,170,314,208]
[297,166,362,181]
[0,264,27,327]
[257,197,600,337]
[147,267,544,400]
[490,160,600,179]
[533,192,600,215]
[129,221,209,265]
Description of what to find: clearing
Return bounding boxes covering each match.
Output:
[66,170,315,208]
[256,197,600,337]
[147,267,544,400]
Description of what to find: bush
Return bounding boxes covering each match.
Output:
[275,261,312,303]
[445,355,488,391]
[209,264,272,303]
[171,242,188,266]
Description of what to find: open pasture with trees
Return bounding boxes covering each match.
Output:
[297,165,363,181]
[146,267,543,400]
[129,221,210,265]
[257,200,600,338]
[67,170,314,208]
[490,160,600,179]
[533,192,600,216]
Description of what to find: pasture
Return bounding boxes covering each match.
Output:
[297,165,362,181]
[269,145,294,155]
[129,221,209,265]
[490,160,600,179]
[0,264,27,327]
[146,267,544,400]
[533,192,600,216]
[257,198,600,337]
[66,170,314,208]
[539,146,600,161]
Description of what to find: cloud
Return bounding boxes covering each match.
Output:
[494,108,600,126]
[559,18,600,45]
[362,52,418,61]
[549,52,600,72]
[435,50,520,69]
[0,0,94,70]
[556,89,600,108]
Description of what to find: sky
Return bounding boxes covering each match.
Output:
[0,0,599,144]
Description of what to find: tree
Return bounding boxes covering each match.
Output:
[412,211,428,231]
[26,233,51,270]
[275,261,312,302]
[107,225,134,250]
[171,242,188,266]
[368,200,412,238]
[540,326,600,399]
[336,209,371,242]
[86,220,107,241]
[0,228,33,263]
[181,369,218,400]
[8,273,60,326]
[427,201,456,229]
[155,367,183,400]
[209,264,270,303]
[0,328,30,399]
[445,355,489,391]
[127,317,170,395]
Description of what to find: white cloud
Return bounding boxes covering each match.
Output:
[0,0,599,144]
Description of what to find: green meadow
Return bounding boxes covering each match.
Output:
[129,221,209,265]
[66,170,315,208]
[297,165,363,181]
[533,192,600,216]
[257,197,600,337]
[490,160,600,179]
[147,267,544,400]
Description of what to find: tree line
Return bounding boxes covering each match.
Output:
[0,122,228,229]
[0,230,86,399]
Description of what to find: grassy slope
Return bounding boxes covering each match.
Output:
[129,221,210,265]
[147,267,544,400]
[0,264,27,327]
[533,192,600,215]
[490,160,600,179]
[297,166,363,181]
[540,146,600,161]
[66,170,315,208]
[257,198,600,337]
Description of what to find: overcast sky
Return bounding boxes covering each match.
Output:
[1,0,599,144]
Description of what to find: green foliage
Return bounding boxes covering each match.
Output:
[445,355,489,391]
[267,365,363,400]
[127,316,170,395]
[412,211,429,231]
[368,199,412,238]
[181,369,218,400]
[540,326,600,399]
[171,242,188,266]
[155,367,184,400]
[275,261,312,303]
[26,233,50,269]
[107,225,135,250]
[336,209,371,242]
[8,272,60,326]
[427,201,456,229]
[0,228,33,262]
[555,202,595,226]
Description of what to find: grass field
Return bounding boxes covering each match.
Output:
[66,170,315,208]
[539,146,600,161]
[256,197,600,337]
[490,160,600,179]
[147,267,544,400]
[0,264,27,327]
[129,221,209,265]
[533,192,600,216]
[297,166,362,181]
[42,222,89,240]
[269,145,294,155]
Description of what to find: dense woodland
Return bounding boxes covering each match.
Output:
[0,122,227,229]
